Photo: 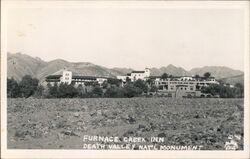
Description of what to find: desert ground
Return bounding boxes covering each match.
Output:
[7,98,244,150]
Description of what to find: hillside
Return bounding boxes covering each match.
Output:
[110,68,134,76]
[7,53,119,81]
[219,74,244,85]
[7,52,47,81]
[7,53,244,84]
[150,64,191,76]
[190,66,243,79]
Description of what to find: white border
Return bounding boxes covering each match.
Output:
[1,1,249,159]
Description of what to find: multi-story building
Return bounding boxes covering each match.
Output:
[45,70,110,86]
[151,76,219,97]
[45,68,219,98]
[117,68,150,83]
[117,68,219,97]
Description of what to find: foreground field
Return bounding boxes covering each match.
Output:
[7,98,244,150]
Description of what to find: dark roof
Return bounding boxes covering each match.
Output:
[176,85,189,87]
[127,73,131,76]
[149,76,161,79]
[46,75,62,79]
[72,75,115,80]
[131,71,145,73]
[72,75,97,80]
[45,79,60,82]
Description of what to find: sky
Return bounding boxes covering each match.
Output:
[7,7,245,71]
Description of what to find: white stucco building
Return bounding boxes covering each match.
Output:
[117,68,151,82]
[45,70,109,86]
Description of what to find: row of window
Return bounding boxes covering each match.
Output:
[157,81,215,85]
[179,87,194,90]
[158,82,195,85]
[158,85,194,91]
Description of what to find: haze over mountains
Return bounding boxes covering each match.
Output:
[7,53,244,84]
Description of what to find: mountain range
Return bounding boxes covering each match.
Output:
[7,52,244,84]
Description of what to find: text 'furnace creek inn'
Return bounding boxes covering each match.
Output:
[45,68,219,98]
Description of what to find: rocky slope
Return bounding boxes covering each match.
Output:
[7,53,244,84]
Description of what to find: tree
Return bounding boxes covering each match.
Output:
[65,83,78,98]
[194,74,200,79]
[146,78,153,85]
[123,83,141,98]
[19,75,39,98]
[161,73,169,79]
[7,78,20,98]
[57,83,78,98]
[133,79,148,93]
[201,84,221,96]
[126,77,131,83]
[149,85,158,92]
[201,83,238,98]
[48,82,59,98]
[58,83,68,97]
[101,81,109,89]
[220,86,235,98]
[34,84,45,98]
[91,85,103,97]
[84,81,98,86]
[204,72,211,79]
[234,83,244,98]
[76,84,86,97]
[107,78,121,87]
[105,85,124,98]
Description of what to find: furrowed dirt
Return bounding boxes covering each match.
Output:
[7,98,244,150]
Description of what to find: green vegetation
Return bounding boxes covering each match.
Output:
[7,75,149,98]
[201,83,244,98]
[7,73,244,98]
[7,75,39,98]
[204,72,211,79]
[161,73,169,79]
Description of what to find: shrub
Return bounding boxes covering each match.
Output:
[133,79,148,93]
[123,83,142,98]
[19,75,39,98]
[105,86,124,98]
[7,78,20,98]
[90,85,103,97]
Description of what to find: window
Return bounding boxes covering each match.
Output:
[159,85,164,90]
[164,85,168,89]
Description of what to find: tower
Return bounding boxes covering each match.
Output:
[144,68,150,77]
[61,70,72,84]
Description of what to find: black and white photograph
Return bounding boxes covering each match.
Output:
[1,1,249,159]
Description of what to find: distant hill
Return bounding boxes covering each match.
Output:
[7,53,119,81]
[150,64,191,76]
[219,74,244,85]
[7,53,244,85]
[110,67,134,76]
[7,52,47,81]
[37,60,118,82]
[190,66,243,79]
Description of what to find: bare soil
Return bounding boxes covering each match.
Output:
[7,98,244,150]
